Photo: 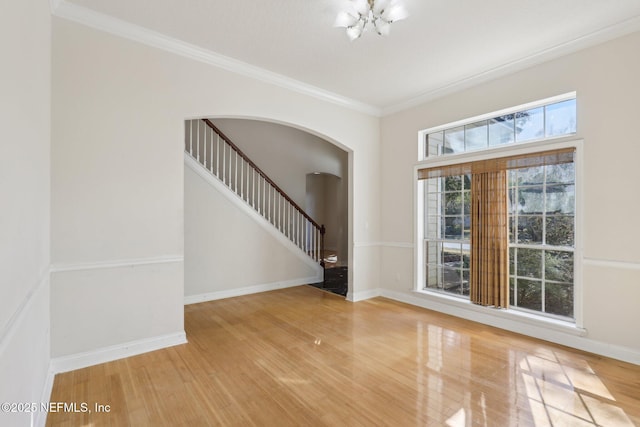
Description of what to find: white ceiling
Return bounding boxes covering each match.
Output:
[64,0,640,114]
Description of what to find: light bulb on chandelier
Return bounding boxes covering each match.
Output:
[335,0,408,41]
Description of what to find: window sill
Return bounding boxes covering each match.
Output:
[412,289,587,337]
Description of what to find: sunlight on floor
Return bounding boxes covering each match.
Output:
[415,321,636,426]
[518,352,634,426]
[445,408,466,427]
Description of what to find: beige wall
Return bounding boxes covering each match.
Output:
[51,17,380,356]
[0,0,52,425]
[213,119,348,209]
[306,172,347,261]
[380,30,640,357]
[211,118,349,264]
[185,163,320,299]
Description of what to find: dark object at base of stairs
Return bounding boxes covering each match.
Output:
[311,267,348,297]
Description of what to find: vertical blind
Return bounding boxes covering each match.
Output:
[418,148,575,308]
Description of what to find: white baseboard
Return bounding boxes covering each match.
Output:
[184,275,322,305]
[350,287,640,365]
[34,369,57,427]
[51,332,187,374]
[346,288,381,302]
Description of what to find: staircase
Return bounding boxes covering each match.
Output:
[185,119,325,265]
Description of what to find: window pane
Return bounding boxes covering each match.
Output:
[509,216,516,243]
[463,174,471,189]
[508,189,517,215]
[545,282,574,317]
[462,270,470,296]
[442,243,462,265]
[465,120,488,151]
[426,216,439,239]
[546,162,575,185]
[463,191,471,215]
[426,264,441,290]
[545,99,576,137]
[463,215,470,239]
[545,250,574,283]
[444,217,463,239]
[516,248,542,279]
[515,166,545,186]
[517,215,543,244]
[427,131,444,157]
[546,216,574,246]
[509,247,515,275]
[425,240,439,264]
[462,245,470,269]
[546,184,575,214]
[515,107,544,142]
[444,126,465,154]
[489,114,515,146]
[444,192,462,215]
[517,279,542,311]
[426,192,439,214]
[508,170,517,188]
[518,186,544,214]
[509,278,515,306]
[444,175,462,191]
[443,267,462,293]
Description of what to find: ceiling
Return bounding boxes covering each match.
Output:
[64,0,640,114]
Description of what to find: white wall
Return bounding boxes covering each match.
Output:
[51,17,380,357]
[0,0,52,425]
[184,161,321,301]
[380,30,640,362]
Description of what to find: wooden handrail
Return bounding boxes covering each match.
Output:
[202,119,323,231]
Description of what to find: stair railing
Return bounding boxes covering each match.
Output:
[185,119,325,265]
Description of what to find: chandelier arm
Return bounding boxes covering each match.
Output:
[338,0,407,40]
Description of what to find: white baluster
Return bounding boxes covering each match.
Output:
[196,121,200,162]
[189,120,194,156]
[288,205,292,241]
[252,169,255,209]
[240,157,244,200]
[203,126,207,169]
[209,129,213,173]
[222,141,226,185]
[216,135,220,177]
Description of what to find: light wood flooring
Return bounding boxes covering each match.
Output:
[47,286,640,426]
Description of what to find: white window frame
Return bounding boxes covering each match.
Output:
[414,136,584,330]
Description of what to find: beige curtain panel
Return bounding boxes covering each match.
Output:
[470,170,508,307]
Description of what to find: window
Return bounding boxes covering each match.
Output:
[422,96,576,159]
[417,94,578,322]
[509,161,575,318]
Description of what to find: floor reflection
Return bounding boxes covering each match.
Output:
[415,321,638,426]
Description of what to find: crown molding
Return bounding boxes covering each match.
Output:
[382,14,640,116]
[50,1,640,118]
[50,0,381,117]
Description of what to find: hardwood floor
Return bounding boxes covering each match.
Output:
[47,286,640,426]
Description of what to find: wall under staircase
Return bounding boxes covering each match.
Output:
[184,152,323,304]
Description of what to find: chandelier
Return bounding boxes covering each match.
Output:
[335,0,408,41]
